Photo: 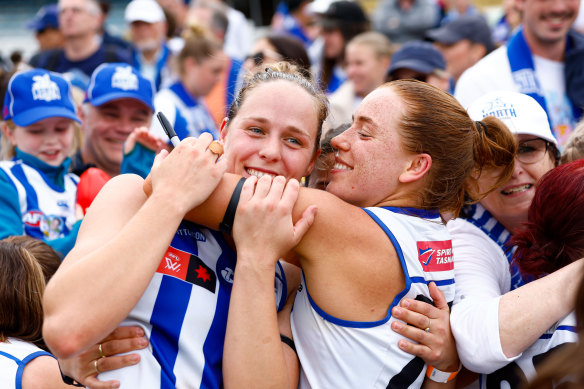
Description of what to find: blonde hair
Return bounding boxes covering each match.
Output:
[347,31,395,59]
[561,119,584,164]
[177,23,222,75]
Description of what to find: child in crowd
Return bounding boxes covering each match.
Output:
[1,69,81,256]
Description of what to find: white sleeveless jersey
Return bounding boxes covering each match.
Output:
[481,312,578,388]
[0,160,78,241]
[99,220,288,389]
[292,207,456,389]
[0,338,54,389]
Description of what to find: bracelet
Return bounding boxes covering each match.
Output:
[426,362,462,383]
[280,334,297,355]
[219,177,246,235]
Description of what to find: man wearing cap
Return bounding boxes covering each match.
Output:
[454,0,584,146]
[35,0,133,90]
[27,4,64,61]
[72,63,154,178]
[125,0,173,91]
[425,14,494,84]
[387,40,451,92]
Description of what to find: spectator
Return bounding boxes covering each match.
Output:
[72,63,154,178]
[372,0,440,43]
[125,0,174,91]
[243,33,311,77]
[440,0,480,25]
[426,14,494,84]
[387,40,451,92]
[27,5,64,55]
[454,0,584,146]
[34,0,133,90]
[561,118,584,163]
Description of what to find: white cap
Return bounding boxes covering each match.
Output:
[467,91,558,146]
[125,0,166,24]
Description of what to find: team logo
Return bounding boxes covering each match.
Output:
[111,66,138,91]
[157,246,217,293]
[512,69,540,94]
[221,267,234,283]
[23,210,45,227]
[417,240,453,272]
[479,97,518,121]
[31,74,61,102]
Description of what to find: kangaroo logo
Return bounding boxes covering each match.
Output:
[32,74,61,102]
[111,66,138,91]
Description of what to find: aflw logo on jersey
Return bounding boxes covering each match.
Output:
[32,74,61,102]
[156,246,216,293]
[417,240,453,272]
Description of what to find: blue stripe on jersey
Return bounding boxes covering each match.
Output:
[18,351,53,389]
[410,277,455,286]
[539,325,578,339]
[150,276,193,388]
[381,207,440,219]
[200,230,235,388]
[275,261,287,311]
[150,226,199,388]
[10,163,39,212]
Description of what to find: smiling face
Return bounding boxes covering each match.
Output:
[517,0,580,47]
[478,134,556,231]
[327,87,418,207]
[5,117,75,166]
[345,43,391,98]
[220,80,319,181]
[81,99,152,176]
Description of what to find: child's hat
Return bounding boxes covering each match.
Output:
[85,63,155,112]
[3,69,81,126]
[467,91,557,146]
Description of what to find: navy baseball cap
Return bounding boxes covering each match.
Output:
[85,63,155,112]
[27,4,59,32]
[3,69,81,127]
[318,1,368,29]
[426,15,495,53]
[388,41,446,75]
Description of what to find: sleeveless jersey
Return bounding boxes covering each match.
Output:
[0,338,54,389]
[291,207,456,388]
[0,160,78,241]
[98,220,288,389]
[482,312,578,389]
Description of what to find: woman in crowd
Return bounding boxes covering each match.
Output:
[43,62,326,388]
[175,79,517,387]
[326,31,394,132]
[155,24,225,139]
[0,69,81,256]
[243,33,311,78]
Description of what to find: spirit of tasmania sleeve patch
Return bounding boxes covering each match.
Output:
[416,240,454,272]
[156,246,217,293]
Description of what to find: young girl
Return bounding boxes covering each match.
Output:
[1,69,81,256]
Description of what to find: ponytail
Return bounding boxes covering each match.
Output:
[177,23,222,75]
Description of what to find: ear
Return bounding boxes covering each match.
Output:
[304,148,321,177]
[3,123,17,146]
[219,118,229,142]
[470,43,487,62]
[399,153,432,183]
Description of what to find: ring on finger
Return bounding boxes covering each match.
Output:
[94,359,100,374]
[208,141,224,156]
[424,318,431,333]
[98,343,105,359]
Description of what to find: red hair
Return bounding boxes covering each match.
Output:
[511,159,584,278]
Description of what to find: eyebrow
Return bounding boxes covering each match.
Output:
[244,117,311,138]
[353,115,377,128]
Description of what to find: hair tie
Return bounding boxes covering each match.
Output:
[475,121,488,136]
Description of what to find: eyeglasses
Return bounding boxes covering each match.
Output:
[516,138,554,164]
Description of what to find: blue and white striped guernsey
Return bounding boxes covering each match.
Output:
[0,338,55,389]
[292,207,455,388]
[98,220,288,388]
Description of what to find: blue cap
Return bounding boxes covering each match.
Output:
[388,41,446,75]
[85,63,155,112]
[26,4,59,32]
[3,69,81,127]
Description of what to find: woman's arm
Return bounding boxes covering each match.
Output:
[43,136,226,358]
[223,176,314,389]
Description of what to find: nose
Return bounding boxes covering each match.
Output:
[331,130,350,152]
[258,135,282,162]
[511,158,526,178]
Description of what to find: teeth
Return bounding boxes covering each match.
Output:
[246,168,276,179]
[502,184,532,195]
[333,163,352,171]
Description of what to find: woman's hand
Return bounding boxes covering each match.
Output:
[58,326,148,389]
[391,282,460,372]
[149,133,227,214]
[232,175,317,269]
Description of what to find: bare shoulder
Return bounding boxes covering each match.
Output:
[63,174,148,266]
[21,355,70,389]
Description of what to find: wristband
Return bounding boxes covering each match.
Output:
[280,334,297,355]
[426,362,461,383]
[219,177,246,235]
